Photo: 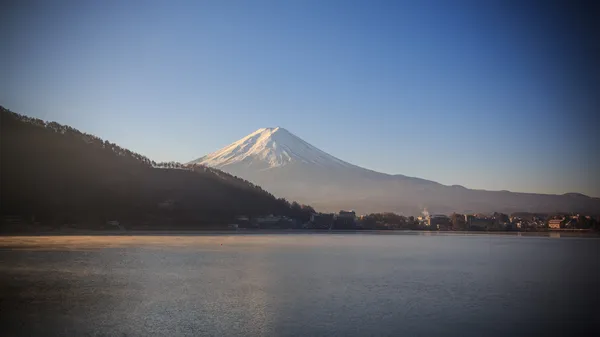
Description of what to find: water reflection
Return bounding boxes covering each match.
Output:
[1,233,598,336]
[235,249,272,335]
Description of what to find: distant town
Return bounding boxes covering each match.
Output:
[230,210,600,232]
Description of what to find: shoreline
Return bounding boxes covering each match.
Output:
[1,229,598,237]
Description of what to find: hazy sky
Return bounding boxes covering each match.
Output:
[2,0,599,197]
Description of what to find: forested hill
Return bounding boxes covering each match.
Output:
[0,106,315,229]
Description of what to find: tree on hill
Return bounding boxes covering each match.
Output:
[0,106,316,229]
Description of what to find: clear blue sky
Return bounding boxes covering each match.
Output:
[2,0,599,196]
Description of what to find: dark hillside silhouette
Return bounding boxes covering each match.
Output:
[0,106,313,229]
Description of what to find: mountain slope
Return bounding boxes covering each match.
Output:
[190,127,600,215]
[190,127,360,170]
[0,107,313,229]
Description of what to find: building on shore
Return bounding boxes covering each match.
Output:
[310,213,335,229]
[255,215,292,228]
[235,216,251,228]
[548,219,563,229]
[468,218,495,231]
[428,214,451,230]
[334,210,357,229]
[493,213,510,228]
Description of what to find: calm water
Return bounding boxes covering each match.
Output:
[1,233,598,337]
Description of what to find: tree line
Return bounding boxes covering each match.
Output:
[0,106,315,230]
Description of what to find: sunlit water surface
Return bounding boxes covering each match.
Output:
[1,233,598,337]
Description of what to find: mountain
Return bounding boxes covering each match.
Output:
[0,107,314,230]
[191,127,358,171]
[190,127,600,215]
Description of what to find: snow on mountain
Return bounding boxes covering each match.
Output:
[188,127,357,170]
[189,127,600,215]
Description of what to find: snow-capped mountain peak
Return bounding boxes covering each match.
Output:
[187,127,600,215]
[188,127,355,170]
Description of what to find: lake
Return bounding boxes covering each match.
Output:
[0,232,598,336]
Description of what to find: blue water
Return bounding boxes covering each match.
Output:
[0,233,598,336]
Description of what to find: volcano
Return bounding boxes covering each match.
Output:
[189,127,600,215]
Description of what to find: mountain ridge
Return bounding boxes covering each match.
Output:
[191,127,600,215]
[0,107,315,229]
